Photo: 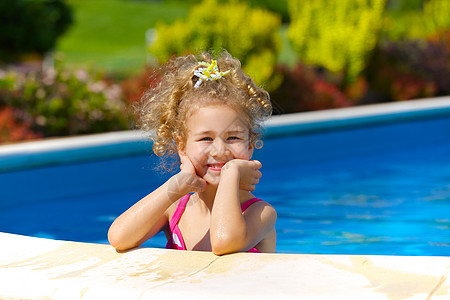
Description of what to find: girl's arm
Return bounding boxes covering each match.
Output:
[108,158,206,251]
[210,159,277,255]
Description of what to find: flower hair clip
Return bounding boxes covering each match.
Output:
[193,60,230,88]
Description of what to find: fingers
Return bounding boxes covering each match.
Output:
[238,166,262,191]
[227,159,261,191]
[180,155,195,173]
[168,172,207,197]
[248,175,260,191]
[251,160,262,170]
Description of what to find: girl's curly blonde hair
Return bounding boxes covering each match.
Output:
[136,50,272,161]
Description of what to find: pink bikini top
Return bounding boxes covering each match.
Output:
[166,194,262,253]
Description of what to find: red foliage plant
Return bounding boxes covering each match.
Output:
[120,66,163,105]
[367,34,449,101]
[271,64,363,114]
[0,107,42,144]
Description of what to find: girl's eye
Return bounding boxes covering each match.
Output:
[200,137,213,141]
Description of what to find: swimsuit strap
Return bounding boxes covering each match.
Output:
[241,198,262,212]
[169,194,191,232]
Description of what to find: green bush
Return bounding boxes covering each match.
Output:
[0,0,73,62]
[243,0,289,23]
[164,0,289,22]
[150,0,282,90]
[288,0,386,84]
[0,61,129,138]
[382,0,450,40]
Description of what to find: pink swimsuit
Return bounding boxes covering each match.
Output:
[166,194,262,253]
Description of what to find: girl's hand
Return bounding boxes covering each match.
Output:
[222,159,262,191]
[167,155,207,198]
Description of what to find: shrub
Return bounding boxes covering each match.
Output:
[271,64,364,113]
[243,0,289,23]
[149,0,282,91]
[0,0,73,62]
[120,66,163,105]
[366,36,449,101]
[0,63,129,139]
[166,0,289,22]
[0,106,42,143]
[287,0,386,84]
[382,0,450,40]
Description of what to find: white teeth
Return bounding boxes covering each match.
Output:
[209,164,223,169]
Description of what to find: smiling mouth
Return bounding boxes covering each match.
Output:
[207,163,226,171]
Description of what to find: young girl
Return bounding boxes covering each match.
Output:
[108,50,277,255]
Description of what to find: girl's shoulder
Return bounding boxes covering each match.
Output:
[242,198,277,253]
[241,194,275,210]
[242,198,277,221]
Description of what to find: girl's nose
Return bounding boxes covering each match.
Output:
[210,138,229,158]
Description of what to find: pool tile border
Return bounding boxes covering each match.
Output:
[1,96,449,172]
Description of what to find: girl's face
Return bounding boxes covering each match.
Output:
[179,104,254,186]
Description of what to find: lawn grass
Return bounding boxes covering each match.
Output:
[56,0,189,76]
[56,0,297,77]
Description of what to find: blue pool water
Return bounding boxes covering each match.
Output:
[1,112,449,255]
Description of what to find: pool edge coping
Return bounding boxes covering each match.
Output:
[0,232,449,299]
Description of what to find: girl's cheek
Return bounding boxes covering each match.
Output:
[232,144,251,159]
[197,145,209,158]
[192,147,208,164]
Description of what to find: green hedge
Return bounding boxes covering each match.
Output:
[382,0,450,40]
[150,0,282,91]
[0,0,73,62]
[288,0,386,84]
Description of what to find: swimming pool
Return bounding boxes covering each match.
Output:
[1,98,449,256]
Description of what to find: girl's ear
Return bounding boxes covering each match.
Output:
[248,140,254,159]
[176,136,185,157]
